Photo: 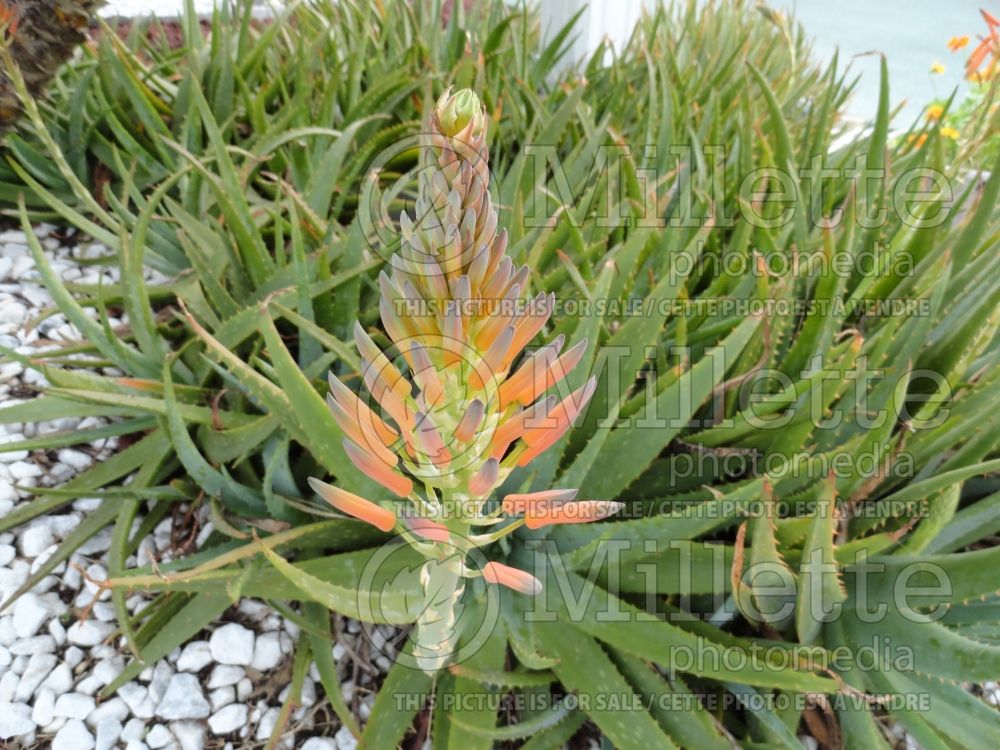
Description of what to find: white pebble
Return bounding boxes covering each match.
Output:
[47,618,67,646]
[54,692,95,721]
[208,703,247,735]
[209,623,255,667]
[175,641,213,673]
[121,717,147,742]
[31,688,55,726]
[250,631,283,672]
[255,706,280,740]
[155,673,210,720]
[18,524,54,557]
[13,652,56,701]
[148,661,174,704]
[52,718,95,750]
[118,682,156,720]
[95,717,123,750]
[0,672,18,703]
[207,665,244,689]
[56,448,92,471]
[38,663,73,694]
[89,697,130,725]
[146,724,175,749]
[75,675,104,696]
[335,725,359,750]
[171,721,205,750]
[93,657,124,685]
[10,635,56,656]
[235,678,252,702]
[12,593,51,638]
[302,739,338,750]
[209,686,235,712]
[0,701,35,739]
[67,620,114,647]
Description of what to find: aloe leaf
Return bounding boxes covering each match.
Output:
[610,648,730,750]
[162,360,266,516]
[257,306,376,493]
[582,315,760,499]
[534,621,679,750]
[539,562,836,692]
[256,543,421,624]
[303,602,362,738]
[795,475,845,644]
[518,712,586,750]
[360,635,434,749]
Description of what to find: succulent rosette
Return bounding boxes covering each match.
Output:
[308,87,621,671]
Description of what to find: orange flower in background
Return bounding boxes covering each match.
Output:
[948,35,970,52]
[907,133,929,149]
[965,9,1000,81]
[926,104,944,121]
[0,2,19,36]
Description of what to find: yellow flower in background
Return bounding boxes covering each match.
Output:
[940,126,960,140]
[948,35,970,52]
[926,104,944,121]
[930,61,946,74]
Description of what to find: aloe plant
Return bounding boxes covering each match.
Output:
[0,1,999,748]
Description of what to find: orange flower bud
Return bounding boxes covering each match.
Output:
[469,457,499,497]
[407,516,451,543]
[481,562,542,595]
[307,477,397,532]
[501,489,578,515]
[523,500,625,530]
[343,438,413,497]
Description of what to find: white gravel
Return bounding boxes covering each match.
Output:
[0,225,380,749]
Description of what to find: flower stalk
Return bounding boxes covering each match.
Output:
[311,87,621,671]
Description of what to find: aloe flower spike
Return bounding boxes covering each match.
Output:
[308,87,612,673]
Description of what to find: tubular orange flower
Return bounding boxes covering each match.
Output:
[501,489,579,515]
[307,478,397,533]
[481,562,543,595]
[407,517,451,542]
[342,439,414,497]
[523,500,625,530]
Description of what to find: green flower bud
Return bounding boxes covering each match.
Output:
[435,88,483,137]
